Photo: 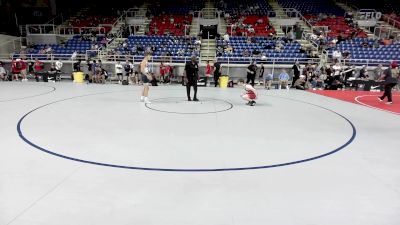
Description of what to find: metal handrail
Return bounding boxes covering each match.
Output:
[382,14,400,29]
[57,26,107,35]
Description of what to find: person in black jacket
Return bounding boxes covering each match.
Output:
[184,56,199,101]
[291,61,300,87]
[213,60,221,87]
[378,63,398,104]
[246,62,257,87]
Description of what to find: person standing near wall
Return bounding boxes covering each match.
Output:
[205,60,212,87]
[291,61,300,87]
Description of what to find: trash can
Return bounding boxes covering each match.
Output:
[219,75,229,88]
[73,72,84,83]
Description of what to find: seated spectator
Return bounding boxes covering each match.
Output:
[264,73,273,90]
[225,45,233,54]
[243,49,250,57]
[275,41,283,52]
[0,62,7,81]
[358,65,368,79]
[278,69,290,89]
[44,45,52,54]
[332,50,342,63]
[223,33,230,42]
[383,38,393,45]
[373,64,384,80]
[332,62,343,77]
[361,41,369,48]
[71,51,78,60]
[287,31,295,43]
[248,26,255,34]
[310,73,324,90]
[252,49,261,56]
[177,48,185,56]
[294,75,307,90]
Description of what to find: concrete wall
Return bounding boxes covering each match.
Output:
[0,34,20,56]
[27,34,58,45]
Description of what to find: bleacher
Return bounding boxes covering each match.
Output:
[12,35,107,60]
[217,0,275,16]
[216,36,308,64]
[343,0,400,15]
[226,16,276,36]
[113,36,199,62]
[149,0,205,15]
[305,16,368,38]
[69,16,117,34]
[148,15,193,36]
[329,38,400,65]
[278,0,344,16]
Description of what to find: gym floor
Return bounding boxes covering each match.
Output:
[1,82,399,225]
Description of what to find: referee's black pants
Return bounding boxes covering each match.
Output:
[186,78,198,100]
[380,83,396,102]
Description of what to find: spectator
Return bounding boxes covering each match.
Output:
[310,72,324,90]
[332,62,342,77]
[278,69,290,89]
[264,73,273,90]
[275,41,283,52]
[259,63,265,81]
[223,33,230,42]
[47,64,57,82]
[124,60,134,84]
[86,60,93,82]
[358,65,368,79]
[205,61,212,86]
[291,61,301,87]
[332,50,342,63]
[115,61,124,84]
[55,59,63,73]
[71,51,78,60]
[12,59,27,81]
[73,60,81,72]
[159,62,165,83]
[294,75,306,90]
[34,59,44,82]
[177,48,185,56]
[27,60,34,78]
[0,62,7,81]
[243,49,250,57]
[373,64,384,80]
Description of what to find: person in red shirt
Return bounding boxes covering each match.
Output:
[159,62,165,83]
[19,59,28,81]
[205,60,212,86]
[11,59,22,81]
[164,63,172,84]
[34,58,44,82]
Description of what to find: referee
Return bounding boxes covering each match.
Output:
[184,56,199,101]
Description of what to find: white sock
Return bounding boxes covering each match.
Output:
[140,96,144,101]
